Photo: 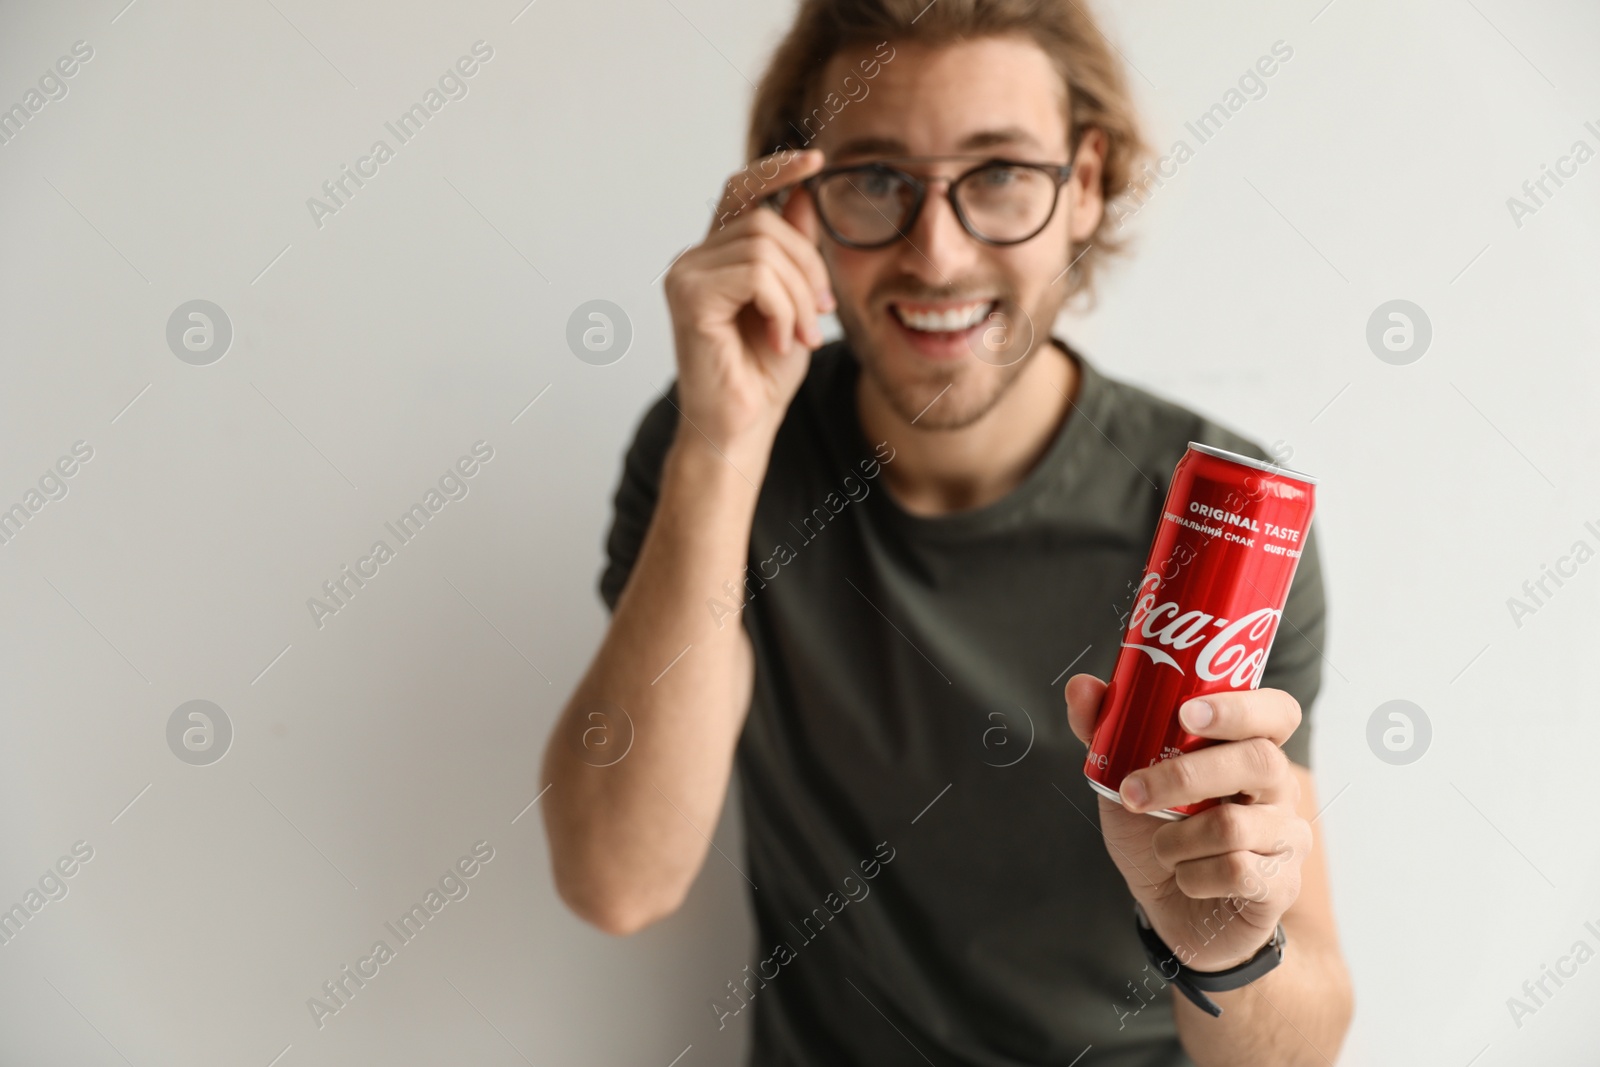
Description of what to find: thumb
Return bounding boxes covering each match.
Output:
[1064,673,1108,747]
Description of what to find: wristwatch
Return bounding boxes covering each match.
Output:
[1133,902,1285,1018]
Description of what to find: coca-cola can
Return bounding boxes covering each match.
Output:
[1084,442,1317,820]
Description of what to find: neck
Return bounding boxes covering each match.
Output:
[858,339,1079,517]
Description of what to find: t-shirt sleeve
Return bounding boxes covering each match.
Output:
[598,384,682,613]
[1259,518,1326,769]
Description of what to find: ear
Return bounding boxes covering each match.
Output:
[1066,126,1108,243]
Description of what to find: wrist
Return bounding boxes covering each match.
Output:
[663,426,770,507]
[1139,897,1276,973]
[1134,903,1285,1018]
[1193,925,1279,974]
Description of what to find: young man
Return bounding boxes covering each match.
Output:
[542,1,1353,1063]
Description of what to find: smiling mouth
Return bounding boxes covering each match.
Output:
[888,299,997,333]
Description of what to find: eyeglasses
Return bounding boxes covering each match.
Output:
[790,155,1075,249]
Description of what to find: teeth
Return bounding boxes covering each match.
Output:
[893,301,993,333]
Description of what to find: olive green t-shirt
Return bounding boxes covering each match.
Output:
[600,338,1326,1066]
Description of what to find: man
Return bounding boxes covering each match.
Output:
[541,1,1353,1063]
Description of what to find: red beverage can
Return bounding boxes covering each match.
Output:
[1084,442,1317,820]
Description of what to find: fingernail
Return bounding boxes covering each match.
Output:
[819,290,836,312]
[1181,699,1213,731]
[1120,777,1147,810]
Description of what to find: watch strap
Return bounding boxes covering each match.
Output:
[1133,902,1286,1018]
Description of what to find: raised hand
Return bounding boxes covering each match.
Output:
[662,148,837,467]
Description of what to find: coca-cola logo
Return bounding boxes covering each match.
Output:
[1121,572,1280,688]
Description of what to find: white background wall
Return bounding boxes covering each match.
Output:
[1,0,1596,1064]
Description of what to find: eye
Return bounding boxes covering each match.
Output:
[855,168,903,198]
[974,164,1024,187]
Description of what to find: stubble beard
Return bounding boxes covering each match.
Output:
[839,296,1050,432]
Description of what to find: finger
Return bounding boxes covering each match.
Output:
[1120,736,1297,814]
[706,194,834,310]
[736,260,800,358]
[1064,673,1107,746]
[746,207,834,310]
[708,147,827,237]
[1176,688,1301,747]
[689,259,798,357]
[1150,801,1309,875]
[692,234,821,348]
[1173,850,1302,907]
[755,239,821,349]
[685,255,798,356]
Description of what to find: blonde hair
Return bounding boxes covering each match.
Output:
[746,0,1148,300]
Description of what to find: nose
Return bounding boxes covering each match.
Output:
[894,177,981,287]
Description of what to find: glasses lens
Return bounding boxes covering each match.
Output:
[955,164,1057,242]
[814,167,916,245]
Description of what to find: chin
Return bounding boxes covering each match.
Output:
[871,361,1014,431]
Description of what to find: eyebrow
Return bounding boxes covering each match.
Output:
[828,126,1044,160]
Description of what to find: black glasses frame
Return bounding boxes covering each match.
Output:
[794,155,1075,249]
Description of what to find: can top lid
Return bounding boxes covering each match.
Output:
[1186,442,1318,485]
